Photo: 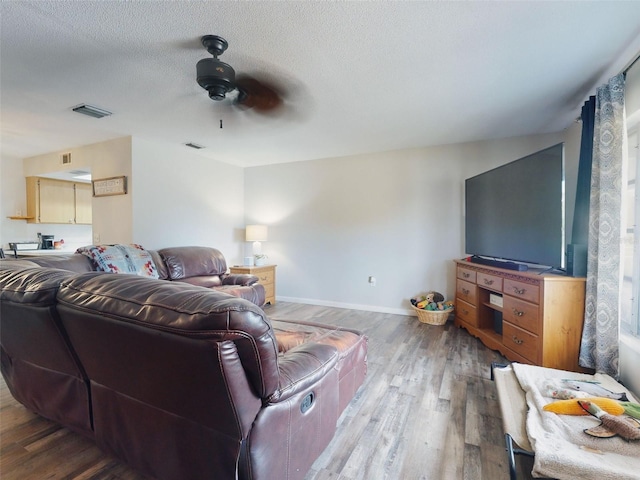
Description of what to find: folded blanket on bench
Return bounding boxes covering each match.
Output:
[512,363,640,480]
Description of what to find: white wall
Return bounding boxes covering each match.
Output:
[245,127,580,314]
[131,138,245,263]
[0,154,29,249]
[85,137,133,245]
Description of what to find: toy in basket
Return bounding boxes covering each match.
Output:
[410,291,454,325]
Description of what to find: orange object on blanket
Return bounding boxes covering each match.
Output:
[543,397,624,416]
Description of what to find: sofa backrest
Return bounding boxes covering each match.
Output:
[148,249,169,279]
[12,253,96,272]
[0,265,92,436]
[0,258,40,270]
[157,246,227,284]
[1,246,229,284]
[55,271,280,479]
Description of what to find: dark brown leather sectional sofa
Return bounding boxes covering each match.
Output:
[11,245,266,306]
[0,247,368,480]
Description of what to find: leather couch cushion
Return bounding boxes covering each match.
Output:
[0,267,79,368]
[0,259,40,270]
[0,266,93,436]
[158,246,227,280]
[5,254,94,273]
[148,250,169,279]
[271,319,368,415]
[57,272,281,398]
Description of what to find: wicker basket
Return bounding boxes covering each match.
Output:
[411,305,453,325]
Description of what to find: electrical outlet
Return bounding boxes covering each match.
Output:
[93,233,100,243]
[368,276,376,286]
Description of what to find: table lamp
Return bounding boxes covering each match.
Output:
[245,224,268,256]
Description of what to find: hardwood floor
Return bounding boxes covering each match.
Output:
[0,302,534,480]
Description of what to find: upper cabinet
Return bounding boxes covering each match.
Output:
[74,183,93,224]
[33,177,75,223]
[26,177,92,224]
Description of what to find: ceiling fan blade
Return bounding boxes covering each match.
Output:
[234,75,284,113]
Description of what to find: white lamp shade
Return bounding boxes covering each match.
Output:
[245,225,268,242]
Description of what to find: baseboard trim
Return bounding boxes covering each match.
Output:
[276,296,413,316]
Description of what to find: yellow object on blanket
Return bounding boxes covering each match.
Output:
[543,397,625,416]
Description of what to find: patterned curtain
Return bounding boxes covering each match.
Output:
[579,73,626,377]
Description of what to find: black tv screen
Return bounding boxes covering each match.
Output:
[465,143,565,268]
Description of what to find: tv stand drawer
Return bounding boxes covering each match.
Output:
[457,267,476,283]
[503,322,538,364]
[503,296,539,334]
[456,279,477,304]
[456,299,477,327]
[503,279,539,304]
[477,272,502,292]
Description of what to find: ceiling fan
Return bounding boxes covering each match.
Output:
[196,35,283,114]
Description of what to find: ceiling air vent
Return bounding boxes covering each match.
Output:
[185,142,205,149]
[72,104,112,119]
[61,152,72,165]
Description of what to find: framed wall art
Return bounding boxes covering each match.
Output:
[92,176,127,197]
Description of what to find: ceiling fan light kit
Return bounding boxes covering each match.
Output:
[196,35,236,101]
[196,58,236,100]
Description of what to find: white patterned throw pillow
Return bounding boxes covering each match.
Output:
[76,244,159,278]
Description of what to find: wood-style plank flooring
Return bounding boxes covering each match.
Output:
[0,302,535,479]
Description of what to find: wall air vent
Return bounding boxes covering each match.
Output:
[72,104,112,119]
[61,152,72,165]
[185,142,205,149]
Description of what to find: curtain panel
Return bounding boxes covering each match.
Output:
[571,95,595,246]
[579,73,626,377]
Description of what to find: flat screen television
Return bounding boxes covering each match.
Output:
[464,143,565,270]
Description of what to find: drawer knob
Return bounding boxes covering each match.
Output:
[484,279,494,285]
[462,309,469,315]
[512,309,525,317]
[512,336,524,345]
[513,287,526,295]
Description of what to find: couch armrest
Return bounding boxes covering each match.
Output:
[269,343,338,403]
[221,274,259,286]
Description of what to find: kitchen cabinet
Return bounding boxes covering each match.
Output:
[74,183,93,224]
[26,177,92,224]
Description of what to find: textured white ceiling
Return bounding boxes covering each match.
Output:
[1,1,640,167]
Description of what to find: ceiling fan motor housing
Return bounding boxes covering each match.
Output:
[196,58,236,101]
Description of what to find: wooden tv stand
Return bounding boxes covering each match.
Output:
[454,259,586,372]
